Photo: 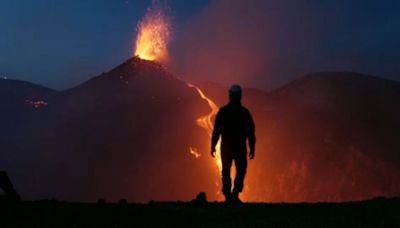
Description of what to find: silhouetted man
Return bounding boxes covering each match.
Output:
[211,85,255,202]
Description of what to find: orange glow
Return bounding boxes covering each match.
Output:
[134,3,171,61]
[189,147,201,158]
[187,83,222,176]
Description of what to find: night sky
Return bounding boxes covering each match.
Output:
[1,0,399,90]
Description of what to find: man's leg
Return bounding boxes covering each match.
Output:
[232,152,247,200]
[221,152,233,201]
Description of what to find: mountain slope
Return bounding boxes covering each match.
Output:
[0,57,215,202]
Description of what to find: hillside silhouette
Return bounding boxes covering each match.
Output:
[0,57,213,202]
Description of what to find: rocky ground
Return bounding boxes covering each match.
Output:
[1,197,399,227]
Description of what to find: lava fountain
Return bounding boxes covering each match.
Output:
[134,2,223,199]
[134,2,171,61]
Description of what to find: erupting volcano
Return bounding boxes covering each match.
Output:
[133,2,224,199]
[1,1,400,205]
[127,2,400,202]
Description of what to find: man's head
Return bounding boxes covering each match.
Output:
[229,84,242,103]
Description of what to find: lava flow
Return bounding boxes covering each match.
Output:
[186,83,222,171]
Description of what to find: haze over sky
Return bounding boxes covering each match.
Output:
[1,0,399,90]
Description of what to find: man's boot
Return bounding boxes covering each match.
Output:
[223,192,232,203]
[231,191,242,203]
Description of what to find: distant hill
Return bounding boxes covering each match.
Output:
[1,63,399,202]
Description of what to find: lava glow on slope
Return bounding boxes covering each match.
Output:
[134,2,171,61]
[187,83,224,199]
[187,83,222,171]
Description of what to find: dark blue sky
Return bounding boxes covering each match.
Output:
[1,0,399,90]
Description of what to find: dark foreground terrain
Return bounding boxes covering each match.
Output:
[1,197,399,227]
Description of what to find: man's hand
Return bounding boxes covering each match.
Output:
[249,150,255,160]
[211,148,216,158]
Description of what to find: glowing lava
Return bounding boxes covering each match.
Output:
[189,147,201,158]
[187,83,222,171]
[134,2,171,61]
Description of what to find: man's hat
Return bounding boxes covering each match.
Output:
[229,84,242,95]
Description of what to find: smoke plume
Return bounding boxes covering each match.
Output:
[168,0,318,90]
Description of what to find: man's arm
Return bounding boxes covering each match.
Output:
[247,111,256,159]
[211,110,222,157]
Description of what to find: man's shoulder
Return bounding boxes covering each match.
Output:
[219,104,250,114]
[238,106,251,115]
[241,106,250,112]
[218,105,230,113]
